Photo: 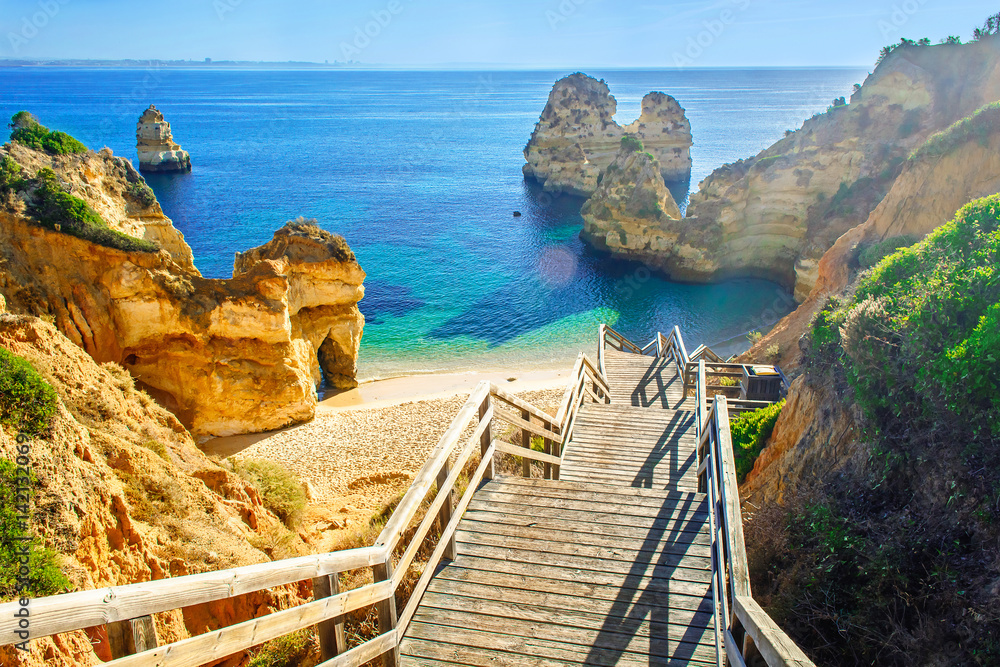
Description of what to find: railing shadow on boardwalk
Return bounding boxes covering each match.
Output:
[629,359,687,410]
[628,410,697,490]
[580,493,714,665]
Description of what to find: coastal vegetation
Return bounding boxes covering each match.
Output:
[730,401,784,482]
[748,195,1000,664]
[855,234,916,269]
[0,459,70,599]
[231,458,308,528]
[125,180,157,208]
[9,112,87,156]
[619,135,643,153]
[0,347,57,437]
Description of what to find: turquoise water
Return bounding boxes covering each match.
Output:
[0,67,864,379]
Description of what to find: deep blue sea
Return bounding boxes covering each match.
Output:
[0,67,865,379]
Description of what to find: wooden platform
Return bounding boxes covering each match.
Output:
[400,347,715,666]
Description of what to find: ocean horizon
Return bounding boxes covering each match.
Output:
[0,66,866,381]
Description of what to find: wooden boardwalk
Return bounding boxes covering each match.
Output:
[400,347,715,666]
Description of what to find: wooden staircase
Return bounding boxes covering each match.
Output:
[0,325,813,667]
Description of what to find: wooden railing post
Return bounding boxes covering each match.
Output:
[480,396,494,481]
[107,615,157,659]
[312,575,346,659]
[521,408,532,478]
[435,461,457,561]
[373,558,400,667]
[542,420,553,480]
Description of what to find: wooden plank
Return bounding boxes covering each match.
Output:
[401,632,717,667]
[493,405,562,443]
[459,509,711,544]
[318,630,398,667]
[495,440,562,466]
[375,382,490,554]
[313,575,346,659]
[733,596,815,666]
[454,543,712,581]
[438,556,712,600]
[426,573,712,614]
[475,480,706,510]
[108,580,392,667]
[0,545,383,647]
[417,592,715,641]
[520,407,531,478]
[464,498,708,531]
[405,615,716,664]
[108,615,157,658]
[454,529,710,563]
[714,397,751,601]
[489,383,558,425]
[554,354,585,425]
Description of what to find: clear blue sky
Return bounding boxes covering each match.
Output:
[1,0,995,67]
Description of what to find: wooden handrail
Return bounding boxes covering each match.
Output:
[695,360,814,667]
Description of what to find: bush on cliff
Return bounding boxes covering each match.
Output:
[0,155,25,196]
[911,101,1000,161]
[231,459,307,528]
[26,168,159,253]
[125,181,157,208]
[855,234,916,269]
[0,347,57,437]
[620,135,643,153]
[8,112,87,156]
[0,459,70,600]
[730,400,784,482]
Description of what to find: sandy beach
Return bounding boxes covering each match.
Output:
[204,367,570,538]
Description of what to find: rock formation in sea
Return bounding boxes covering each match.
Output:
[580,138,683,262]
[581,39,1000,296]
[136,105,192,173]
[0,315,310,666]
[0,136,364,441]
[523,73,692,196]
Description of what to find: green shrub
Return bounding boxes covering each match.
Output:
[816,194,1000,439]
[619,135,643,153]
[0,348,57,437]
[9,112,86,156]
[730,400,784,482]
[231,459,307,527]
[0,459,70,600]
[0,155,25,195]
[125,181,157,208]
[26,169,158,253]
[911,101,1000,160]
[246,628,315,667]
[856,234,917,269]
[753,155,781,171]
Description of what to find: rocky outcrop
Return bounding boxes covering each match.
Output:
[136,105,191,173]
[235,220,366,389]
[609,38,1000,291]
[523,73,692,196]
[0,316,306,667]
[745,101,1000,371]
[0,142,364,441]
[5,142,196,272]
[580,141,683,262]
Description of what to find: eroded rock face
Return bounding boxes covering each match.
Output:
[235,220,366,390]
[744,108,1000,371]
[0,144,365,441]
[625,39,1000,290]
[136,105,191,173]
[581,143,683,262]
[0,316,305,667]
[523,73,692,196]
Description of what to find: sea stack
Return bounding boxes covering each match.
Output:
[136,105,191,172]
[523,73,692,196]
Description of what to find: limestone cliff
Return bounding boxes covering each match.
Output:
[602,38,1000,291]
[580,141,683,262]
[523,73,692,196]
[746,101,1000,372]
[136,105,191,173]
[0,139,364,441]
[0,316,306,667]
